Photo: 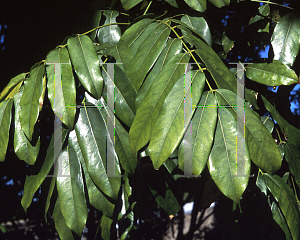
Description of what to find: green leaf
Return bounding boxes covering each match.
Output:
[0,73,26,102]
[149,70,205,169]
[74,103,121,201]
[183,0,206,12]
[222,33,234,54]
[56,146,88,236]
[271,202,293,240]
[249,4,270,25]
[89,10,102,40]
[208,106,250,203]
[264,173,300,240]
[271,12,300,67]
[261,116,274,133]
[46,47,76,129]
[246,60,298,86]
[21,128,69,213]
[135,38,182,110]
[165,0,178,8]
[115,118,137,175]
[261,95,300,147]
[129,53,190,157]
[185,34,237,93]
[121,0,143,10]
[256,171,267,195]
[19,63,44,141]
[53,197,75,240]
[0,98,13,162]
[68,129,115,218]
[284,142,300,188]
[208,0,230,8]
[178,91,217,175]
[45,174,56,221]
[215,89,281,174]
[245,88,259,110]
[14,87,40,165]
[98,10,121,46]
[67,35,103,99]
[126,22,171,91]
[102,64,136,127]
[180,15,212,46]
[100,215,114,240]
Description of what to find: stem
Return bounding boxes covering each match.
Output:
[157,20,213,91]
[275,127,283,144]
[250,0,296,11]
[143,1,153,15]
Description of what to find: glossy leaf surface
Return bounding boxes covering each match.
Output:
[246,60,298,86]
[271,13,300,67]
[56,146,87,236]
[178,91,217,175]
[0,98,13,162]
[46,47,76,129]
[183,0,206,12]
[0,73,26,102]
[68,35,103,99]
[14,88,40,165]
[148,70,205,169]
[98,10,121,46]
[129,53,190,156]
[264,173,300,240]
[19,63,44,141]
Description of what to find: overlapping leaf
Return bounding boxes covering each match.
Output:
[129,53,190,157]
[271,12,300,67]
[178,91,217,175]
[21,128,69,213]
[74,102,121,201]
[126,21,171,91]
[56,146,87,236]
[148,70,205,169]
[284,142,300,188]
[264,173,300,240]
[88,10,102,40]
[246,60,298,86]
[98,10,121,46]
[46,47,76,129]
[0,73,26,102]
[216,89,281,174]
[68,35,103,99]
[0,98,13,162]
[14,88,40,165]
[135,38,182,110]
[249,4,270,25]
[261,116,274,133]
[19,63,44,141]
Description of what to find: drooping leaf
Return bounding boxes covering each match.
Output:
[284,142,300,188]
[126,21,171,91]
[102,64,136,127]
[208,106,250,203]
[21,128,69,213]
[264,173,300,240]
[52,197,75,240]
[208,0,230,8]
[222,32,234,54]
[129,53,190,157]
[261,116,274,133]
[180,14,212,46]
[0,73,26,102]
[68,129,115,218]
[100,214,113,240]
[74,102,121,201]
[14,87,40,165]
[56,146,88,236]
[97,10,121,46]
[271,12,300,67]
[249,4,270,25]
[89,10,102,40]
[183,0,206,12]
[148,70,205,169]
[178,91,217,175]
[67,35,103,99]
[19,63,44,141]
[185,34,237,93]
[246,60,298,86]
[0,98,13,162]
[121,0,143,11]
[271,202,293,240]
[216,89,281,174]
[46,47,76,129]
[135,38,182,110]
[165,0,178,8]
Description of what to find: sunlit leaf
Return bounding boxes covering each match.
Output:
[183,0,206,12]
[0,73,26,102]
